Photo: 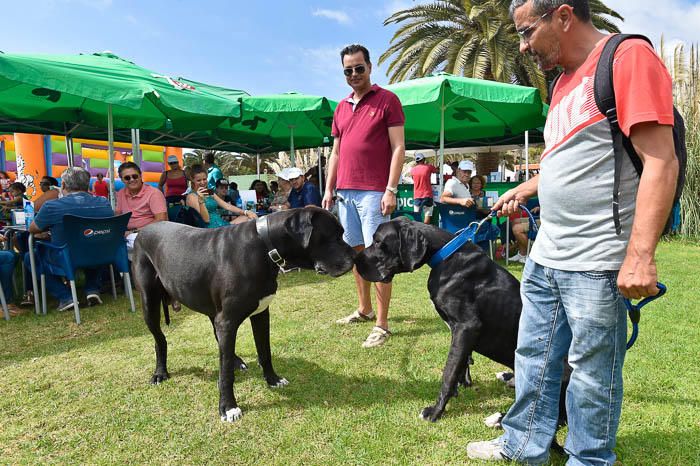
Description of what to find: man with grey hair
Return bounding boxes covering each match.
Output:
[29,167,114,311]
[467,0,677,463]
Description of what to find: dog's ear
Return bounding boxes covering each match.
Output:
[398,222,429,271]
[284,208,314,249]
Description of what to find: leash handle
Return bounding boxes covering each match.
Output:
[624,282,667,350]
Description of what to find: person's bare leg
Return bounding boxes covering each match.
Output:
[512,223,529,255]
[424,214,432,224]
[352,245,373,315]
[374,281,392,329]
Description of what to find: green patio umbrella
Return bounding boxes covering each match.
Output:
[0,51,245,202]
[213,92,337,166]
[385,73,547,187]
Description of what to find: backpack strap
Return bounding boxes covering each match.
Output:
[593,33,653,235]
[546,72,562,105]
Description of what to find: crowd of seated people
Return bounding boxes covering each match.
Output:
[185,165,256,227]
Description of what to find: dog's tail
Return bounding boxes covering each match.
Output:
[161,295,171,326]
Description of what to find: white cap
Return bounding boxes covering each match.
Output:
[458,160,474,172]
[415,152,426,162]
[278,167,304,180]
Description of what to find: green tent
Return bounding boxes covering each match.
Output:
[213,92,337,163]
[385,73,547,185]
[0,52,244,131]
[0,51,247,201]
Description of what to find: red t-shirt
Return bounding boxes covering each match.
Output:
[332,84,405,191]
[93,179,109,198]
[410,164,437,199]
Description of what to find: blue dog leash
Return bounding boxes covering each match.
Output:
[428,205,537,268]
[624,282,667,349]
[427,205,665,349]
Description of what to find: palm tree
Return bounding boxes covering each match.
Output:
[379,0,623,96]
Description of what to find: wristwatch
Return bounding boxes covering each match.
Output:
[385,186,398,195]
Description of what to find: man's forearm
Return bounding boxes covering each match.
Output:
[514,175,539,199]
[627,158,678,256]
[386,145,405,189]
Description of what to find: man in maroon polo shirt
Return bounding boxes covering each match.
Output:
[322,44,406,348]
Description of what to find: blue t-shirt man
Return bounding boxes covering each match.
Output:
[288,181,321,208]
[34,192,114,245]
[207,164,224,190]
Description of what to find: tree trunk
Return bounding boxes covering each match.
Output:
[475,153,500,177]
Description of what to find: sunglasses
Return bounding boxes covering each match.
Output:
[122,174,140,182]
[343,65,366,77]
[40,181,50,186]
[168,161,179,164]
[517,8,555,41]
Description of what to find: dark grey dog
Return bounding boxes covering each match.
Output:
[355,218,569,430]
[133,207,355,422]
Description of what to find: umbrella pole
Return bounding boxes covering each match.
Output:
[65,134,74,168]
[256,153,260,178]
[290,126,295,167]
[107,104,116,210]
[131,129,141,166]
[439,95,445,195]
[524,130,530,181]
[317,147,323,195]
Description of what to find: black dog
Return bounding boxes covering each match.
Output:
[355,217,569,427]
[133,207,355,422]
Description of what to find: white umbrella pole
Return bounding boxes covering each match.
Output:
[524,130,530,181]
[290,126,295,166]
[131,129,141,166]
[107,104,116,210]
[439,94,445,194]
[65,135,74,168]
[317,147,323,195]
[256,153,260,178]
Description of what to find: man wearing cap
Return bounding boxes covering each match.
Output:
[286,167,321,208]
[440,160,475,207]
[322,43,405,348]
[410,153,438,224]
[270,169,292,211]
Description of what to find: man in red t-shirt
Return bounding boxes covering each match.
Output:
[467,0,678,464]
[323,44,405,348]
[409,153,438,224]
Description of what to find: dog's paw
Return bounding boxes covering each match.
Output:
[267,377,289,389]
[484,411,504,429]
[419,406,443,422]
[233,356,248,372]
[149,371,169,384]
[220,407,243,423]
[496,371,515,388]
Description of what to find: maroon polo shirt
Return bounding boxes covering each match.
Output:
[332,84,405,191]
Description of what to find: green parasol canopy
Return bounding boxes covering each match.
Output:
[385,72,546,148]
[0,52,245,131]
[212,92,337,160]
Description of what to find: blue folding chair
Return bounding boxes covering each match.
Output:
[436,203,499,258]
[35,213,135,324]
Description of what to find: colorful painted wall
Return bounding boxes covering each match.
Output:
[0,134,182,199]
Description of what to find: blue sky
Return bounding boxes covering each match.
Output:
[3,0,699,100]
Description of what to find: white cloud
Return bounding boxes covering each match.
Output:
[381,0,416,17]
[604,0,700,49]
[312,8,352,24]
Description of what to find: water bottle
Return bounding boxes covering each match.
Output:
[24,199,34,229]
[235,197,243,209]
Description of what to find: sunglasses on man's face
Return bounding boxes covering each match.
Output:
[40,181,50,186]
[343,65,366,77]
[122,174,140,182]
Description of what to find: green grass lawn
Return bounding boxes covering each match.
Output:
[1,240,699,465]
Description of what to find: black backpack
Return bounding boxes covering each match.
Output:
[548,34,687,235]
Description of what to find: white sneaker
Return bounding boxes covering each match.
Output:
[466,438,508,461]
[510,252,527,264]
[362,326,391,348]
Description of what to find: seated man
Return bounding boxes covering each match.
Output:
[115,162,167,251]
[440,160,474,208]
[34,176,60,212]
[28,167,114,311]
[287,167,321,208]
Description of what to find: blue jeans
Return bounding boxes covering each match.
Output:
[0,251,18,303]
[501,260,627,466]
[23,251,101,302]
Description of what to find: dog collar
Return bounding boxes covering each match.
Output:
[255,216,300,274]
